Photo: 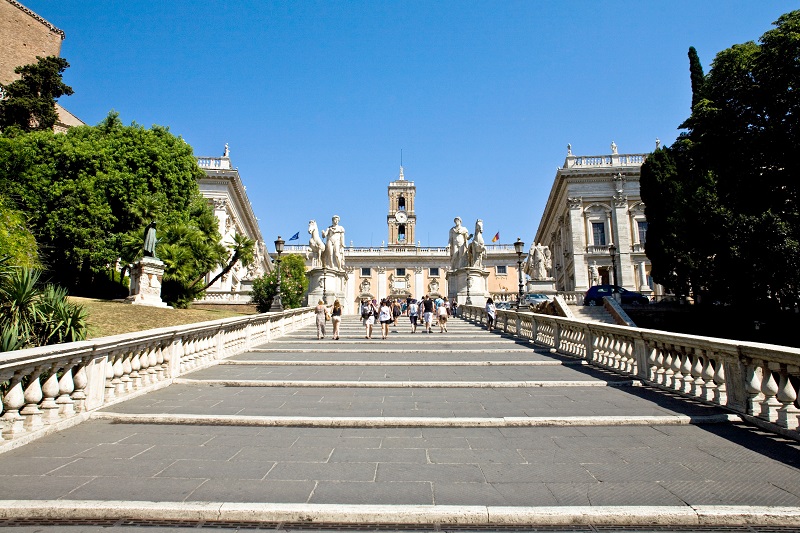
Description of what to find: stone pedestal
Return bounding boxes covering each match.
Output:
[447,267,490,307]
[125,257,170,308]
[526,278,557,295]
[307,267,347,307]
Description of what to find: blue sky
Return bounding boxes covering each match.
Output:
[24,1,796,248]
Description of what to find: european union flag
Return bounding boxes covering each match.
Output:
[288,232,300,241]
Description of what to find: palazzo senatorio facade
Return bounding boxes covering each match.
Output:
[535,144,662,297]
[282,167,524,313]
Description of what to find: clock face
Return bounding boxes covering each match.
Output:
[395,211,408,223]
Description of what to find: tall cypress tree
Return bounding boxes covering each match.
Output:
[688,46,705,109]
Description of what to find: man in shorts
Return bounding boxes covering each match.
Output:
[422,295,435,333]
[408,298,419,333]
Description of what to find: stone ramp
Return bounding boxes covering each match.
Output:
[0,316,798,530]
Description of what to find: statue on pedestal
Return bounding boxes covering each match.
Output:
[467,219,486,268]
[447,217,470,270]
[524,242,552,280]
[321,215,345,271]
[143,221,158,259]
[308,220,325,267]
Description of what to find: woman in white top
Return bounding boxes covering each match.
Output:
[378,299,393,339]
[485,298,496,331]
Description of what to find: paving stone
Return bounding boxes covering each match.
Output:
[186,478,316,503]
[377,463,485,483]
[311,481,433,504]
[481,462,597,483]
[155,459,275,480]
[266,462,376,481]
[64,475,206,501]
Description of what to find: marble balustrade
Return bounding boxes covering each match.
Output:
[461,305,800,439]
[0,307,314,442]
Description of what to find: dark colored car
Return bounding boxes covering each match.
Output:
[583,285,649,306]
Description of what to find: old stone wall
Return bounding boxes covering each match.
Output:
[0,0,64,85]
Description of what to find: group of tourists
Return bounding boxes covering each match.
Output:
[314,295,461,340]
[358,295,454,339]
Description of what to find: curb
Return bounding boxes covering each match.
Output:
[172,378,634,388]
[91,412,740,428]
[0,501,797,527]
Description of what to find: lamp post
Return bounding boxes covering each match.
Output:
[269,236,285,312]
[609,242,618,287]
[514,237,525,309]
[322,266,327,304]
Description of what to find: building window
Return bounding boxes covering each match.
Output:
[398,197,406,210]
[396,268,406,276]
[592,222,606,246]
[496,265,507,275]
[637,221,648,244]
[361,267,371,277]
[429,267,439,277]
[398,224,406,242]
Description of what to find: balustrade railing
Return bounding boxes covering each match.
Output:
[460,305,800,439]
[0,308,314,444]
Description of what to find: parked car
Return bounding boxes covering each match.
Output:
[495,301,512,310]
[583,285,649,306]
[522,293,553,307]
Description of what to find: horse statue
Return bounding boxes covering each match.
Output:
[308,220,325,268]
[467,219,487,268]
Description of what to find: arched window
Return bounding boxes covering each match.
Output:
[398,196,406,211]
[398,224,406,242]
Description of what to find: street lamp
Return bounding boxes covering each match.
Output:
[514,237,525,309]
[269,236,285,312]
[609,242,618,287]
[322,266,327,304]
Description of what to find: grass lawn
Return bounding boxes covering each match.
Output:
[71,297,255,339]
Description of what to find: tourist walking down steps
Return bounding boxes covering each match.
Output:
[485,297,496,331]
[330,299,342,340]
[378,299,393,340]
[314,300,327,340]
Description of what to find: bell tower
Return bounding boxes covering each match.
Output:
[387,166,416,247]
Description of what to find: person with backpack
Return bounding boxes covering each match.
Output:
[361,299,377,339]
[408,298,419,333]
[422,295,435,333]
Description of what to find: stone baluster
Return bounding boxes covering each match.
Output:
[759,362,781,423]
[121,348,134,393]
[161,342,172,379]
[56,361,76,417]
[775,365,799,431]
[713,361,727,406]
[690,352,705,397]
[113,350,126,396]
[40,363,62,424]
[138,344,150,386]
[150,344,161,382]
[105,351,117,401]
[20,365,44,431]
[680,350,694,395]
[654,346,666,385]
[744,361,764,416]
[71,358,88,412]
[129,345,142,389]
[2,371,26,437]
[668,350,682,391]
[645,344,658,382]
[700,356,716,403]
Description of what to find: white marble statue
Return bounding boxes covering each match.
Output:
[308,220,324,268]
[447,217,470,270]
[611,141,618,154]
[524,242,551,280]
[467,219,486,268]
[321,215,346,271]
[590,261,601,286]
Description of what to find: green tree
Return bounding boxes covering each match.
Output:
[251,254,308,312]
[687,46,705,110]
[0,194,39,268]
[642,10,800,308]
[0,112,229,306]
[0,56,73,132]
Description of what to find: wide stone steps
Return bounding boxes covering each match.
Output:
[0,315,798,530]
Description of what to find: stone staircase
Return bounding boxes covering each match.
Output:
[569,304,617,324]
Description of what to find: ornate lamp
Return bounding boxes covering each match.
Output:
[269,236,285,312]
[609,242,618,287]
[514,237,525,309]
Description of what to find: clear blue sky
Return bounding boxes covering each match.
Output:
[24,1,796,248]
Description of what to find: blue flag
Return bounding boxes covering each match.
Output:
[288,232,300,241]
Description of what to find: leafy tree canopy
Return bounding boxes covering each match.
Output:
[251,254,309,312]
[0,56,73,133]
[0,112,229,306]
[0,194,39,268]
[642,10,800,308]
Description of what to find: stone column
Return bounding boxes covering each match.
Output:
[377,267,386,301]
[613,197,634,288]
[568,197,588,291]
[414,267,424,299]
[638,261,652,294]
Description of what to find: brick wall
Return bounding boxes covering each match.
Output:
[0,0,63,85]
